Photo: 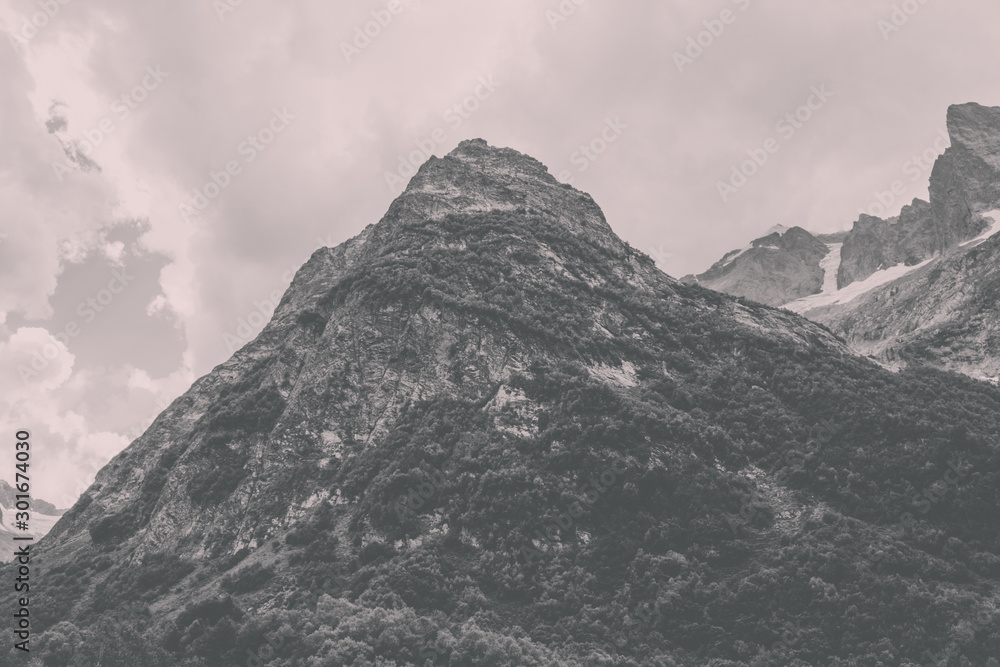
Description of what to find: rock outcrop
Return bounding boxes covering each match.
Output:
[808,215,1000,382]
[693,103,1000,382]
[836,104,1000,288]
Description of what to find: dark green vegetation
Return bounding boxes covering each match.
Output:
[11,208,999,666]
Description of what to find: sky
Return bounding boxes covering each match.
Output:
[1,0,999,507]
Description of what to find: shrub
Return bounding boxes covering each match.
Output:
[220,563,275,594]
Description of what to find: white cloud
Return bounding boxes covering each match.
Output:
[145,293,169,317]
[103,240,125,266]
[0,327,75,392]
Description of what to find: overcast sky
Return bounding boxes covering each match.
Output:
[2,0,999,507]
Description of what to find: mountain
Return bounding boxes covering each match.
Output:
[693,103,1000,382]
[0,480,63,563]
[7,139,999,666]
[791,213,1000,381]
[681,226,830,306]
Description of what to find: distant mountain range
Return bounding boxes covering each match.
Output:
[686,102,1000,383]
[0,479,64,563]
[8,138,999,665]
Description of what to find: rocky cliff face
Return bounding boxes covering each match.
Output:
[684,225,831,306]
[836,103,1000,288]
[694,103,1000,382]
[836,200,940,288]
[807,216,1000,382]
[11,140,1000,666]
[929,103,1000,235]
[40,139,848,565]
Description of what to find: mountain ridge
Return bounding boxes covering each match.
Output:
[681,226,830,306]
[9,139,1000,666]
[690,102,1000,382]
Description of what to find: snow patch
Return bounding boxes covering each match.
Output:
[818,243,843,294]
[719,226,790,268]
[720,244,753,268]
[785,252,934,313]
[786,213,999,313]
[960,210,1000,248]
[0,502,60,539]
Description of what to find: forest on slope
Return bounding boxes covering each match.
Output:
[10,196,999,666]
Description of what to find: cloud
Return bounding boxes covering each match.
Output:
[0,35,117,321]
[2,0,1000,507]
[0,343,190,506]
[0,327,74,391]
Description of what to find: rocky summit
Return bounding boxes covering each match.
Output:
[7,140,1000,666]
[693,102,1000,383]
[681,225,830,306]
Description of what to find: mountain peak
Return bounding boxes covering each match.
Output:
[683,225,830,306]
[408,138,560,192]
[379,140,622,253]
[17,129,1000,667]
[445,137,495,158]
[946,102,1000,171]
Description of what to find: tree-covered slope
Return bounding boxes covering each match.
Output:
[6,140,998,667]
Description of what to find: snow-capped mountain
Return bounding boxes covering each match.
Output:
[691,103,1000,382]
[0,479,64,562]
